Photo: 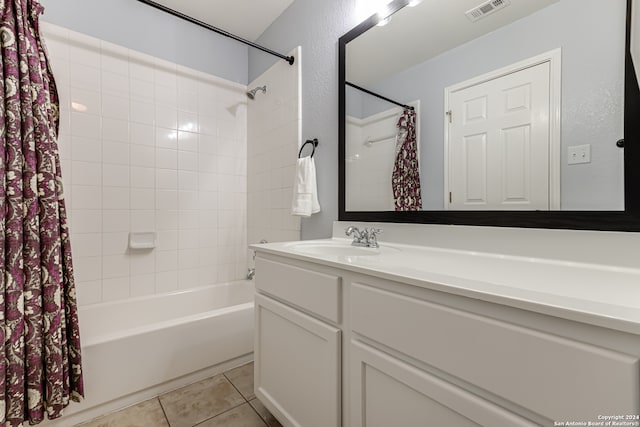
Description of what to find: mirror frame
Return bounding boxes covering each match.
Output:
[339,0,640,231]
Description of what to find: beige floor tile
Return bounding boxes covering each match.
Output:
[248,399,283,427]
[77,398,169,427]
[159,375,245,427]
[195,403,266,427]
[224,362,255,400]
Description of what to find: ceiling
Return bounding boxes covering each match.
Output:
[149,0,296,41]
[347,0,559,86]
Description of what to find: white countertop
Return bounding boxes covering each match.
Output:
[251,238,640,335]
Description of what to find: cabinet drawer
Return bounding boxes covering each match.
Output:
[351,282,640,421]
[351,340,537,427]
[256,257,341,323]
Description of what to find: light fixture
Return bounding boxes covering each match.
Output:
[375,1,397,26]
[408,0,423,6]
[355,0,393,22]
[376,15,392,26]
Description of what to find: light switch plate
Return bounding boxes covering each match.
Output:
[568,144,591,165]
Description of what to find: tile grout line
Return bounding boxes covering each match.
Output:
[221,370,269,427]
[246,399,270,427]
[222,371,248,403]
[190,400,261,427]
[157,396,172,427]
[187,370,263,427]
[158,371,243,427]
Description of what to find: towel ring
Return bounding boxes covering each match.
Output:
[298,138,319,158]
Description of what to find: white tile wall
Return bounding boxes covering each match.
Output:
[43,22,248,306]
[247,46,302,249]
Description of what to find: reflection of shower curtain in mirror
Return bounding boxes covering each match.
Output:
[392,109,422,211]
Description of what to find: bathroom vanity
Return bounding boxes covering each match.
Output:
[252,224,640,427]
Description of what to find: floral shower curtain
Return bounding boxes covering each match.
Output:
[1,1,84,425]
[392,108,422,211]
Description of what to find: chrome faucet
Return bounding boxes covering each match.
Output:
[345,226,365,243]
[345,226,383,248]
[366,228,383,248]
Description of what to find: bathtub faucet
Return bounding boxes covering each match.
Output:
[248,239,267,280]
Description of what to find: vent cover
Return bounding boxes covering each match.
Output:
[465,0,511,22]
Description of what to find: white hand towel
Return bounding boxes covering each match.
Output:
[291,157,321,217]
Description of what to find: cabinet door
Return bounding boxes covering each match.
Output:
[350,341,538,427]
[254,294,341,427]
[351,282,640,420]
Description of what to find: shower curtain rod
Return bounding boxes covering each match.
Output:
[346,81,414,111]
[136,0,295,65]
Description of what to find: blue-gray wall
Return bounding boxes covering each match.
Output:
[250,0,627,237]
[249,0,362,239]
[40,0,248,84]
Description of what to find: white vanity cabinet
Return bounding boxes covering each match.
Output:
[253,247,640,427]
[348,275,640,426]
[253,254,343,427]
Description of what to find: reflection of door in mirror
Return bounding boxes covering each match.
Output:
[445,51,560,210]
[346,100,420,211]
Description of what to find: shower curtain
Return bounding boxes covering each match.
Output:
[1,1,84,425]
[392,108,422,211]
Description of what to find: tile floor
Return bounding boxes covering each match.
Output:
[78,362,282,427]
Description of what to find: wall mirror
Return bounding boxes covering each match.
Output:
[339,0,640,230]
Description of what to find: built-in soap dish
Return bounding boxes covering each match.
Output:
[129,232,156,249]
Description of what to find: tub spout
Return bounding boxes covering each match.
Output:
[247,268,256,280]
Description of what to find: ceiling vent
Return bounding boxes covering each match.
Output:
[465,0,511,22]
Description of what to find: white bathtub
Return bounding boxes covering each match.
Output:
[46,280,255,426]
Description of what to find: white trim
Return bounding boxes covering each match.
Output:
[443,48,562,210]
[444,90,452,209]
[632,0,640,85]
[548,49,562,210]
[40,354,253,427]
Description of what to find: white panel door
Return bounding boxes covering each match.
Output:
[448,61,551,210]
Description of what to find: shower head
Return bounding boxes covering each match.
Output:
[247,85,267,99]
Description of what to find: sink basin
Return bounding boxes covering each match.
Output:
[284,240,400,257]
